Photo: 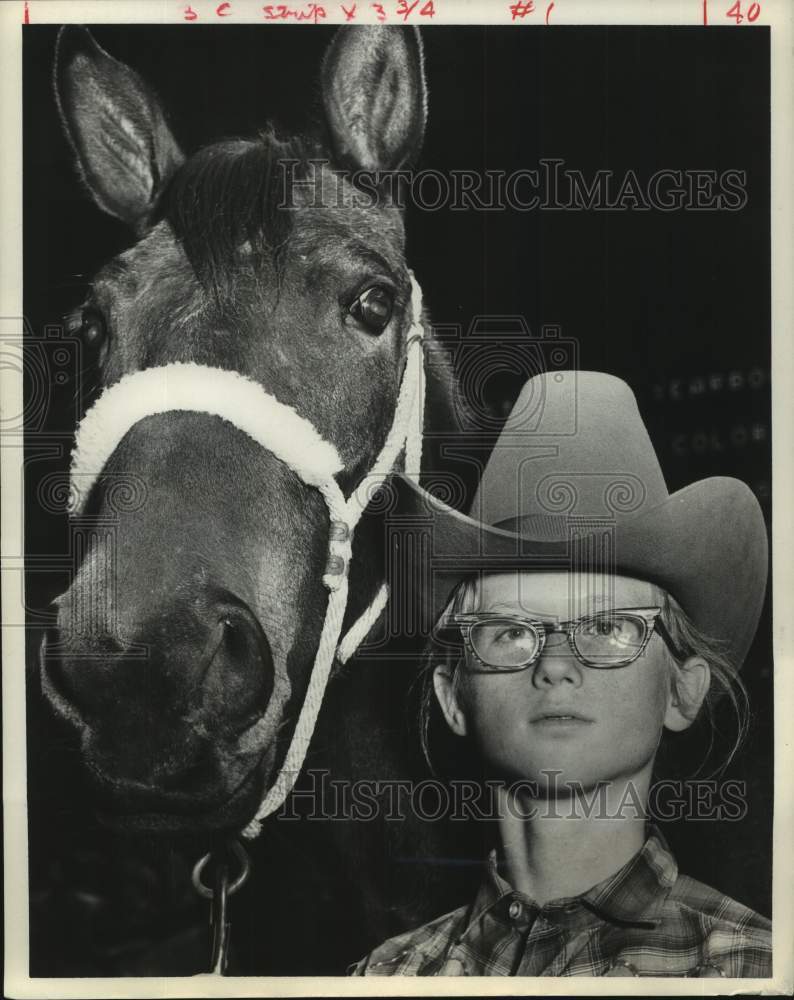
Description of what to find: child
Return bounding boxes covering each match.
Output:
[353,371,771,977]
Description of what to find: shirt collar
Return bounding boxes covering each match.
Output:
[580,825,677,927]
[467,825,677,933]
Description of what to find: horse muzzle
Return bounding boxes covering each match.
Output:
[40,592,278,829]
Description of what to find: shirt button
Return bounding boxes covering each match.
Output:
[508,900,523,921]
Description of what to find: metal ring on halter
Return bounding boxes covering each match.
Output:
[191,839,251,900]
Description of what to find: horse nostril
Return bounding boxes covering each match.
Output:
[40,627,93,720]
[197,600,274,732]
[40,632,74,709]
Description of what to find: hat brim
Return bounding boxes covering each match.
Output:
[389,473,768,668]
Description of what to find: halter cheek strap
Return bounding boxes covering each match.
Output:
[68,273,427,837]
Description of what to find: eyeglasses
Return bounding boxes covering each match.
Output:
[451,607,681,672]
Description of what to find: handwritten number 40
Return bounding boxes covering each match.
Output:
[725,1,761,23]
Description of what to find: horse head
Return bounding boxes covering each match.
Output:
[43,25,436,833]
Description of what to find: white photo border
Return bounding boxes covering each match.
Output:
[2,1,792,996]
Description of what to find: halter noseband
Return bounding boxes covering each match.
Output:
[68,273,427,838]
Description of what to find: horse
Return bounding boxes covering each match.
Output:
[33,24,486,974]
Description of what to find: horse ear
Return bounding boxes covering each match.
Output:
[54,26,183,231]
[321,26,427,172]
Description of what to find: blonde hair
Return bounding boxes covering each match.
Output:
[417,575,749,779]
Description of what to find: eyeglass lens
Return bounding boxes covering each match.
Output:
[468,620,541,668]
[572,615,647,665]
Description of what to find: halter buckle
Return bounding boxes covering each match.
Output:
[328,520,350,542]
[325,554,346,577]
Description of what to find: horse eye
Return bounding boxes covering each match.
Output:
[349,285,394,335]
[80,308,107,349]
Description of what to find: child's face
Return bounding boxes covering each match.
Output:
[435,571,700,795]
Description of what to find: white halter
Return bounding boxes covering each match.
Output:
[68,274,427,838]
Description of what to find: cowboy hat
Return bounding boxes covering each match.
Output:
[391,371,767,667]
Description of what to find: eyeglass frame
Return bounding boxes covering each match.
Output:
[450,606,684,672]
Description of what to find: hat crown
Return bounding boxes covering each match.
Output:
[471,372,668,528]
[399,369,767,668]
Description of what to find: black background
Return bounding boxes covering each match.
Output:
[23,24,772,974]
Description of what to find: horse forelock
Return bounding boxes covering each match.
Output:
[157,127,323,304]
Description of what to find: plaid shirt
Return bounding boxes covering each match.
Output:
[352,828,771,977]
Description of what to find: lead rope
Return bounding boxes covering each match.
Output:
[240,272,426,837]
